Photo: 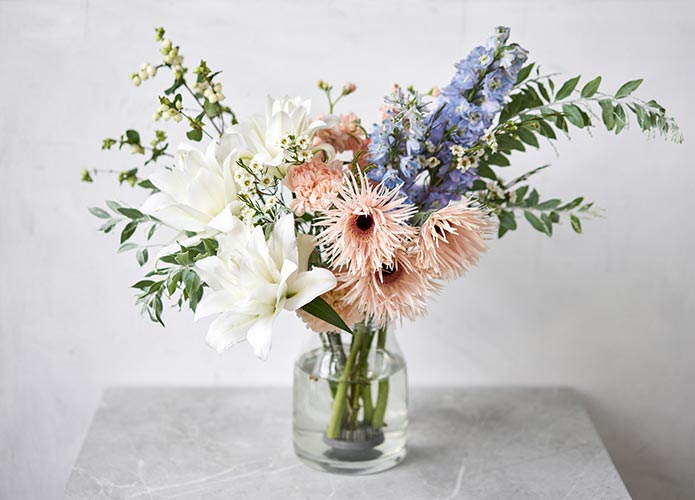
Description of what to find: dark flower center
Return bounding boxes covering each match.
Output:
[355,214,374,232]
[380,264,402,285]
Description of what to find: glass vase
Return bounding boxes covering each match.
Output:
[292,324,408,474]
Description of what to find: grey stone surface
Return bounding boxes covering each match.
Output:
[63,387,631,499]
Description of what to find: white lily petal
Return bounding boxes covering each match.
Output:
[296,234,318,273]
[195,290,241,320]
[285,268,337,311]
[205,312,255,353]
[246,314,276,361]
[268,214,297,269]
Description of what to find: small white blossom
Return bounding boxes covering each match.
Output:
[260,174,273,188]
[248,157,264,173]
[240,206,256,225]
[450,144,465,157]
[130,73,142,86]
[263,196,278,212]
[486,181,505,199]
[483,130,498,153]
[425,156,441,168]
[296,134,310,150]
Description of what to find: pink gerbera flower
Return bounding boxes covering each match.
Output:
[341,251,438,327]
[284,156,344,215]
[318,173,416,275]
[416,200,490,279]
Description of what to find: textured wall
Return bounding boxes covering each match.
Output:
[0,1,693,499]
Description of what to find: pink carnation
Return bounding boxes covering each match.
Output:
[285,157,344,215]
[314,113,366,154]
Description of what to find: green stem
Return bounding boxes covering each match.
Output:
[371,327,389,429]
[326,331,364,439]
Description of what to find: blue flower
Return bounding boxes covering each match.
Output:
[366,27,528,211]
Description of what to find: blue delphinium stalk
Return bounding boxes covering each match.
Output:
[367,27,528,211]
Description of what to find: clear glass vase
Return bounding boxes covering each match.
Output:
[293,324,408,474]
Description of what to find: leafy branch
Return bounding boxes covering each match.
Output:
[133,239,217,326]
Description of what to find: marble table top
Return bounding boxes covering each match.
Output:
[63,387,631,500]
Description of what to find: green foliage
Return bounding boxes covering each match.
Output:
[134,239,218,325]
[555,75,581,101]
[87,200,162,265]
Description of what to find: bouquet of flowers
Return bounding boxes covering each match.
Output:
[84,26,680,472]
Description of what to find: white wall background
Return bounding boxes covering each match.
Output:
[1,1,693,499]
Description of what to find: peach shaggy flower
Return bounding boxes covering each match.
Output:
[340,251,438,327]
[296,275,364,333]
[313,113,366,153]
[284,157,344,215]
[318,173,416,276]
[416,200,490,279]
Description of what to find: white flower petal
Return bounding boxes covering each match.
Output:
[284,268,337,311]
[205,312,255,353]
[268,214,297,269]
[195,290,241,320]
[296,234,318,273]
[246,314,276,360]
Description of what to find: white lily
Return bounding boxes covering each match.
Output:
[141,140,244,234]
[194,214,336,360]
[225,96,333,176]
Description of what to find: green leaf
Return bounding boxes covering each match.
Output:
[105,200,122,212]
[615,79,643,99]
[536,82,550,102]
[300,296,353,334]
[562,104,585,128]
[88,207,110,219]
[138,179,156,190]
[516,127,539,148]
[99,220,117,233]
[132,279,154,290]
[599,99,615,131]
[526,189,539,207]
[537,119,557,139]
[147,224,157,240]
[486,153,510,167]
[561,197,584,210]
[524,210,550,236]
[614,104,627,134]
[498,224,509,238]
[536,199,562,211]
[120,221,137,243]
[183,269,201,296]
[117,207,144,220]
[540,213,553,236]
[554,114,568,132]
[555,76,581,101]
[136,248,149,267]
[118,242,138,253]
[187,128,203,142]
[515,185,529,201]
[125,129,141,144]
[476,164,497,180]
[580,76,602,98]
[516,63,535,84]
[570,214,582,234]
[498,211,517,230]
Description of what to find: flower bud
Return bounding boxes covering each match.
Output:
[342,82,357,95]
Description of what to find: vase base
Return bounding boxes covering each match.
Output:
[294,430,406,475]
